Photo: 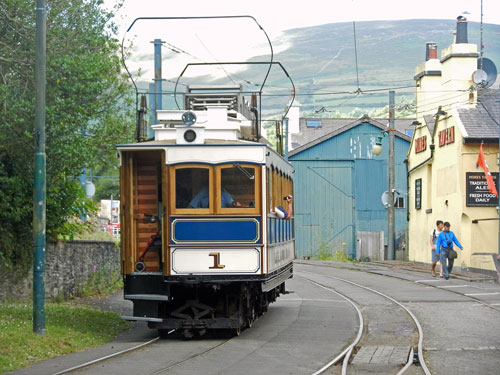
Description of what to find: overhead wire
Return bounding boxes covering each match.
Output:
[194,33,238,85]
[352,20,361,94]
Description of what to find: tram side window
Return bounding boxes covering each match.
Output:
[175,168,209,208]
[221,165,255,208]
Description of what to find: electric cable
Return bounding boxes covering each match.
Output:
[352,20,361,94]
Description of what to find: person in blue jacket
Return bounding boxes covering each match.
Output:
[436,222,463,280]
[188,186,241,208]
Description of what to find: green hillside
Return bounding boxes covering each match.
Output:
[260,19,500,117]
[137,19,500,120]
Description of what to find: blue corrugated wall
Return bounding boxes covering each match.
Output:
[289,122,410,259]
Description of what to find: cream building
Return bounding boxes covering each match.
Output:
[408,17,500,275]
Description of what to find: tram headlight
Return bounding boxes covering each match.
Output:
[183,129,197,143]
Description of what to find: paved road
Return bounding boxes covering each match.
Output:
[11,261,500,375]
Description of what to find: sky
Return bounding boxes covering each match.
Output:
[111,0,500,39]
[107,0,500,82]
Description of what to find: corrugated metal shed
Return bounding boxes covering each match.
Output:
[289,118,411,259]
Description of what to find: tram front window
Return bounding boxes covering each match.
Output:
[221,165,255,208]
[176,168,209,209]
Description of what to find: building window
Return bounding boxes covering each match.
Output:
[306,120,322,128]
[395,197,405,209]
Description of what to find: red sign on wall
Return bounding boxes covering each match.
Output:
[415,136,427,153]
[438,126,455,147]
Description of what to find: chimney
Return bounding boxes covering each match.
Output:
[456,16,468,44]
[425,42,438,60]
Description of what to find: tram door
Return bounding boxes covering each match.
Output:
[121,151,163,273]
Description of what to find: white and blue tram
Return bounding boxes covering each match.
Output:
[118,85,294,337]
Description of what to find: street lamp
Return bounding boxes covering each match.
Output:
[373,134,384,156]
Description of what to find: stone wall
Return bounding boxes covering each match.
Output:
[0,240,120,302]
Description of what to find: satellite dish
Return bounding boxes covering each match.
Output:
[85,181,96,199]
[381,191,390,208]
[472,69,487,85]
[477,57,497,88]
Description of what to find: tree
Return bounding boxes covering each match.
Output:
[0,0,135,267]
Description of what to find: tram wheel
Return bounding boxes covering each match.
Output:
[233,327,241,337]
[182,329,194,340]
[246,307,256,328]
[158,329,171,339]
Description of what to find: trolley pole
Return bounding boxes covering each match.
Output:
[284,117,289,161]
[33,0,47,336]
[388,91,396,261]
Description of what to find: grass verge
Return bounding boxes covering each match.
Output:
[0,302,130,373]
[316,249,356,262]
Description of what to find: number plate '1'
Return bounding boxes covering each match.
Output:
[209,252,225,269]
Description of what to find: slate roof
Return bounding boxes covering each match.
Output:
[291,115,414,149]
[289,115,411,157]
[457,88,499,142]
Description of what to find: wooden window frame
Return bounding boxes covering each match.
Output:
[216,163,261,215]
[169,164,213,215]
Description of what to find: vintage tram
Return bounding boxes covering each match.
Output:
[118,84,295,337]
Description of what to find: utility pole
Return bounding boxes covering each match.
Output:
[151,39,163,139]
[388,91,396,260]
[33,0,46,336]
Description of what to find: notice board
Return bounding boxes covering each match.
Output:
[466,172,499,207]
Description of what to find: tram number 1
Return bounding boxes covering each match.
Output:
[209,252,225,269]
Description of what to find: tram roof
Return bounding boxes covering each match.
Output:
[117,138,272,148]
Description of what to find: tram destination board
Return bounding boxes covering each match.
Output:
[466,172,499,206]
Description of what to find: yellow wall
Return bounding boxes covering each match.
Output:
[408,33,499,273]
[408,115,499,272]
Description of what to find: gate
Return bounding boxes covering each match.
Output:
[356,231,384,261]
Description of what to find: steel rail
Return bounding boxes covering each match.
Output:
[49,334,167,375]
[299,270,431,375]
[413,279,500,313]
[302,277,363,375]
[144,336,232,375]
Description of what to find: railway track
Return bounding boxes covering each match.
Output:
[49,335,165,375]
[34,263,499,375]
[49,330,232,375]
[374,271,500,313]
[297,270,431,375]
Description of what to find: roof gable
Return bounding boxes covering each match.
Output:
[289,116,411,157]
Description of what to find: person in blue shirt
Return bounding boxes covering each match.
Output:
[435,222,463,280]
[188,186,240,208]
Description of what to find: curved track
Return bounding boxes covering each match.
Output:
[298,270,431,375]
[18,262,500,375]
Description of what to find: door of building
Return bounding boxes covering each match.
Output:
[293,161,355,259]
